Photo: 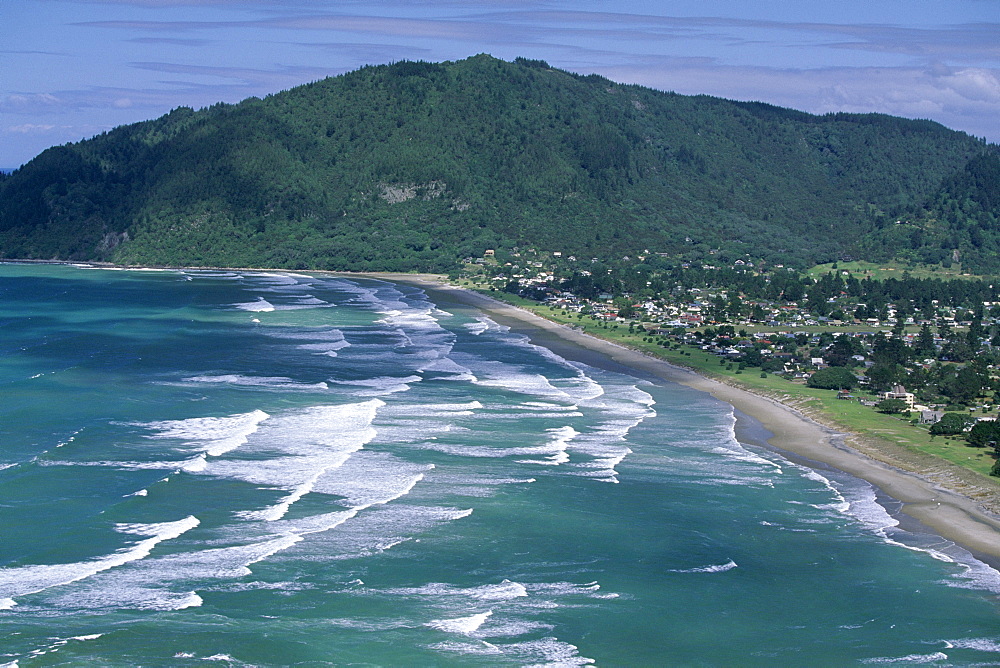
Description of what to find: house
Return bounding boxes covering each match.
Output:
[919,409,944,424]
[880,385,915,409]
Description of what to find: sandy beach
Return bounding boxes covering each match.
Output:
[382,274,1000,566]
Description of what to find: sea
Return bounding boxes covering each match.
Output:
[1,262,999,667]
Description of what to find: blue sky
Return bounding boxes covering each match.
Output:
[2,0,998,168]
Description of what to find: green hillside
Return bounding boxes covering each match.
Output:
[0,55,994,272]
[859,152,1000,273]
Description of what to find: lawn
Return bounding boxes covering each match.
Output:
[806,259,984,282]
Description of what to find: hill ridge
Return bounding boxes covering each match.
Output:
[0,55,995,272]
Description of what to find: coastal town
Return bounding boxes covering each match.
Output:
[460,247,1000,477]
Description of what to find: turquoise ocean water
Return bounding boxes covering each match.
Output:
[1,262,999,666]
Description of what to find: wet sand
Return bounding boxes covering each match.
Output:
[383,274,1000,566]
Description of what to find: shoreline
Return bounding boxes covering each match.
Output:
[382,273,1000,567]
[8,261,1000,566]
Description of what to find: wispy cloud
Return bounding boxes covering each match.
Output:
[4,0,998,165]
[128,37,212,46]
[6,123,59,134]
[74,19,217,32]
[72,9,1000,68]
[1,61,344,121]
[596,58,1000,139]
[129,60,334,83]
[291,41,433,63]
[1,93,63,111]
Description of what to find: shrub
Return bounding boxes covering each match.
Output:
[806,366,858,390]
[930,412,974,435]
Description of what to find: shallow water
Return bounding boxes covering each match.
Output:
[0,263,998,666]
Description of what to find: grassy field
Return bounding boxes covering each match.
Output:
[459,281,998,478]
[806,259,984,281]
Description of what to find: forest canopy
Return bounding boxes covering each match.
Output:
[0,55,996,272]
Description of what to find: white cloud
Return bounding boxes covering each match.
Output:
[932,67,1000,103]
[591,58,999,140]
[2,93,61,108]
[7,123,58,134]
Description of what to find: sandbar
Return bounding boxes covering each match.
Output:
[383,274,1000,567]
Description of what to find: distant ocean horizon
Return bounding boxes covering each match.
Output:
[1,262,999,666]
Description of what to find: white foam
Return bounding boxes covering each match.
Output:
[708,411,784,474]
[861,652,949,664]
[265,326,352,356]
[330,375,422,396]
[462,318,492,335]
[204,400,384,520]
[39,458,196,472]
[20,632,106,662]
[386,580,529,602]
[0,516,199,608]
[515,426,578,465]
[232,297,274,312]
[241,474,326,522]
[142,409,270,457]
[37,531,313,612]
[504,638,595,666]
[945,556,1000,594]
[186,270,241,280]
[468,364,579,403]
[944,638,1000,652]
[381,401,482,416]
[246,272,302,285]
[418,357,477,381]
[312,452,432,509]
[788,460,1000,594]
[521,402,580,411]
[290,295,327,305]
[141,591,203,611]
[427,610,493,635]
[559,379,655,481]
[475,580,530,600]
[266,510,359,536]
[669,559,738,574]
[426,640,504,657]
[292,505,473,561]
[527,581,604,597]
[177,375,328,391]
[182,454,207,472]
[298,340,351,356]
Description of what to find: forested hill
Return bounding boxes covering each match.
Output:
[0,54,996,272]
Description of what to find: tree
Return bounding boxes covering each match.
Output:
[741,348,763,367]
[876,398,909,414]
[761,358,785,373]
[967,420,1000,448]
[871,332,909,367]
[940,366,983,405]
[824,336,859,367]
[915,323,936,356]
[929,412,973,435]
[865,363,906,393]
[806,366,857,390]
